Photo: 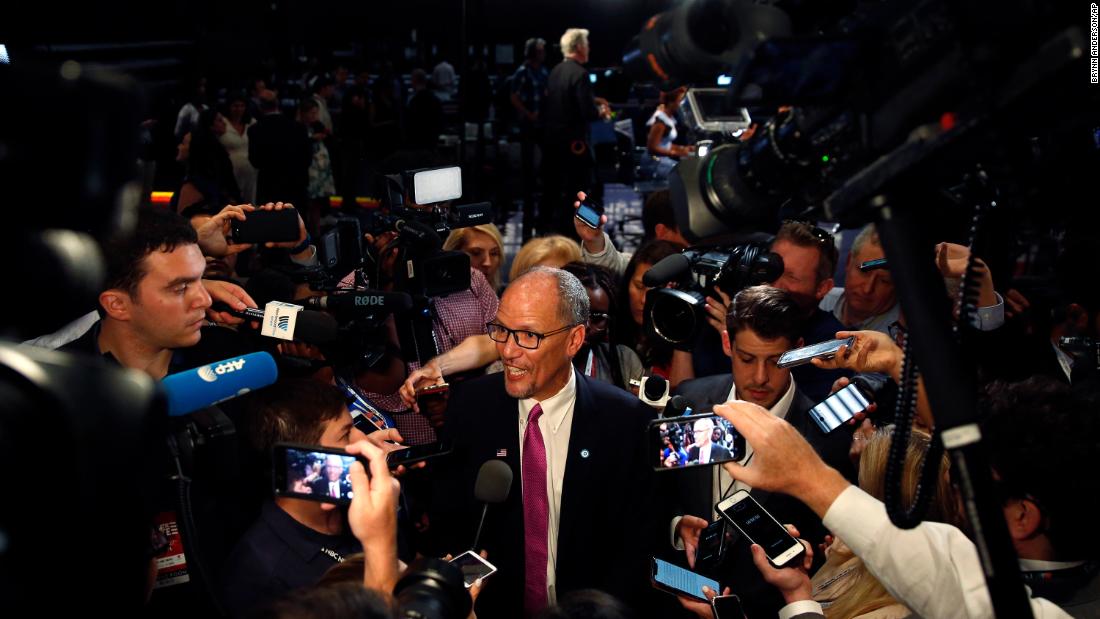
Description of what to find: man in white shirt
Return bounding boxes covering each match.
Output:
[434,267,655,618]
[711,398,1074,619]
[668,286,856,618]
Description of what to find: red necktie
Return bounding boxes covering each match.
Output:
[522,404,548,615]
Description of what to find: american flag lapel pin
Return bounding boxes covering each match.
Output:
[496,448,508,457]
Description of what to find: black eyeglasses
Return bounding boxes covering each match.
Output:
[486,322,579,350]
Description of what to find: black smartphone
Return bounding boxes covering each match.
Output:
[231,208,301,244]
[711,594,744,619]
[776,337,854,369]
[386,441,453,469]
[649,413,746,471]
[449,550,498,588]
[272,442,365,506]
[716,490,805,568]
[651,557,721,601]
[810,382,871,433]
[575,202,602,229]
[859,258,888,272]
[695,518,728,571]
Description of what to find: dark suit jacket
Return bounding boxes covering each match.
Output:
[433,370,656,619]
[308,477,352,500]
[667,375,856,618]
[247,112,312,207]
[687,443,733,465]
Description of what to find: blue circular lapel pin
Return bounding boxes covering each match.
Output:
[580,449,590,458]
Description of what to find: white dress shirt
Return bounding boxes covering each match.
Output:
[518,369,577,606]
[822,485,1071,618]
[671,377,798,548]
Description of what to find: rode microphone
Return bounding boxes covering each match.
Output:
[303,291,414,318]
[161,352,278,416]
[640,375,671,409]
[211,302,338,345]
[472,459,513,551]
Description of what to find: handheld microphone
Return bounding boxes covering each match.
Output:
[642,253,691,287]
[161,352,278,416]
[303,291,414,318]
[212,302,338,345]
[664,394,694,417]
[472,459,513,551]
[639,375,671,409]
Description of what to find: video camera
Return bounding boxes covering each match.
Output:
[642,243,782,347]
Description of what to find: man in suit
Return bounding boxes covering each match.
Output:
[686,417,732,465]
[248,90,311,213]
[434,267,655,618]
[666,285,856,618]
[308,454,353,500]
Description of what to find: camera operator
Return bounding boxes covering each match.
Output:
[668,286,855,618]
[542,29,613,237]
[222,378,407,616]
[707,396,1074,618]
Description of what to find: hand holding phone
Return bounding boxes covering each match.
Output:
[716,490,805,568]
[776,337,854,369]
[415,382,450,429]
[810,382,871,433]
[575,201,603,229]
[650,413,746,471]
[230,207,301,244]
[651,557,721,601]
[450,550,497,588]
[273,443,365,505]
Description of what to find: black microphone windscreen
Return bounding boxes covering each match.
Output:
[643,375,668,401]
[293,311,339,344]
[474,459,513,504]
[642,253,691,287]
[665,395,693,416]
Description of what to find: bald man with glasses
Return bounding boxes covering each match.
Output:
[432,267,655,619]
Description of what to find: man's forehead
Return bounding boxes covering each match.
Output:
[140,244,204,280]
[733,329,790,355]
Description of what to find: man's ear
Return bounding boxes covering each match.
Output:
[99,289,133,321]
[721,329,732,357]
[565,324,586,357]
[1004,498,1044,541]
[815,277,835,303]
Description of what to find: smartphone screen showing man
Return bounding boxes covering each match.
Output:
[650,413,746,470]
[273,444,360,505]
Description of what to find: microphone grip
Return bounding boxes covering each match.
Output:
[210,302,265,320]
[472,502,489,552]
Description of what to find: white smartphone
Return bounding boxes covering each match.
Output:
[776,337,854,369]
[810,382,871,433]
[449,550,497,588]
[716,490,805,568]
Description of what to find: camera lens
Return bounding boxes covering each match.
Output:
[393,557,471,619]
[647,288,707,345]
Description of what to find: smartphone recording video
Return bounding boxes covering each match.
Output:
[649,413,746,471]
[575,202,602,229]
[272,443,363,505]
